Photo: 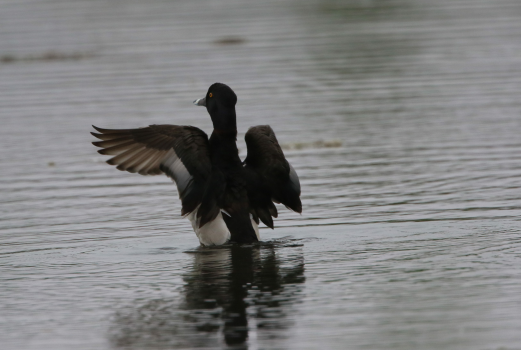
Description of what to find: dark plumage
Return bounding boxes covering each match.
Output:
[91,83,302,245]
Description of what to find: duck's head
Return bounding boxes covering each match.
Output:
[194,83,237,132]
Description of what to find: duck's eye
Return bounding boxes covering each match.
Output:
[209,93,213,98]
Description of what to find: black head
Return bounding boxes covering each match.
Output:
[194,83,237,131]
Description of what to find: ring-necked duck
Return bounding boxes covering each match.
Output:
[91,83,301,245]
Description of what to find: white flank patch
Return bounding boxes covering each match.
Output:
[288,162,301,192]
[187,206,231,246]
[161,149,193,198]
[250,213,260,240]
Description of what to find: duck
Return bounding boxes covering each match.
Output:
[91,83,302,245]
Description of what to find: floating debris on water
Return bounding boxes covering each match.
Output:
[214,36,246,45]
[280,139,342,150]
[1,51,94,64]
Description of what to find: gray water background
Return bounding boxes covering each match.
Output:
[1,0,521,349]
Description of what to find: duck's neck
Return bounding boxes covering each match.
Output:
[209,129,241,169]
[212,129,237,138]
[210,108,237,131]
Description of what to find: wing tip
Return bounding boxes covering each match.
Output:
[292,204,303,214]
[291,199,302,214]
[92,125,103,133]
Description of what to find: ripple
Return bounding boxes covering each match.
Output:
[1,0,521,349]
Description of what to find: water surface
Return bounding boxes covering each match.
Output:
[1,0,521,349]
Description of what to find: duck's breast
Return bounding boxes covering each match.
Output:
[187,207,230,246]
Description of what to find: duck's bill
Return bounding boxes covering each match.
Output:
[193,97,206,106]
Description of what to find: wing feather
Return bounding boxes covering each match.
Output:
[136,151,166,175]
[98,140,138,155]
[123,148,160,173]
[108,144,145,165]
[91,124,211,215]
[244,125,302,225]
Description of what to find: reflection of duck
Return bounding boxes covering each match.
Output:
[109,242,305,349]
[92,83,302,246]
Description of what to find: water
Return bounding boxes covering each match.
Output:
[1,0,521,349]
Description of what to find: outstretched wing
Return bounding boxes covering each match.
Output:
[91,124,211,215]
[244,125,302,228]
